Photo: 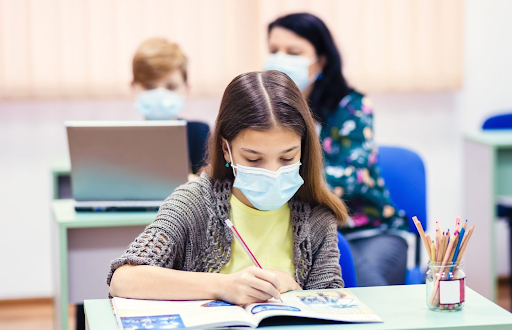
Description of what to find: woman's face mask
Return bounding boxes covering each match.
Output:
[225,138,304,211]
[264,52,317,91]
[266,27,323,91]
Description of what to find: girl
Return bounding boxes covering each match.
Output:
[108,70,347,305]
[264,13,409,286]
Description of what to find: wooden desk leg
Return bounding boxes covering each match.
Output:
[463,139,496,301]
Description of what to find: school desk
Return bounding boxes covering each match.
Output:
[83,284,512,330]
[463,131,512,302]
[52,199,155,330]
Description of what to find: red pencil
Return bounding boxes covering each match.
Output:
[225,219,262,268]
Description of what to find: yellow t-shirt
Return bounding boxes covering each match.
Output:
[220,194,295,277]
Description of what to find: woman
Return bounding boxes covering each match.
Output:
[108,70,348,305]
[265,13,408,286]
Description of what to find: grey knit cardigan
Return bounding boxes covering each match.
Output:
[107,172,344,290]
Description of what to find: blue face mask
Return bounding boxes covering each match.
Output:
[264,53,317,91]
[134,88,185,120]
[226,141,304,211]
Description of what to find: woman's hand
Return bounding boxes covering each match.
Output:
[265,269,302,293]
[217,266,282,305]
[383,205,395,218]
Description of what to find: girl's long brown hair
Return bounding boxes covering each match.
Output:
[202,71,347,224]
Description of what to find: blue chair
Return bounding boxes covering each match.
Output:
[378,146,427,284]
[337,232,357,287]
[483,113,512,130]
[186,121,210,174]
[482,112,512,301]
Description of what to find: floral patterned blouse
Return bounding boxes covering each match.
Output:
[319,91,408,237]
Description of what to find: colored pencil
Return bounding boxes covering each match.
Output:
[429,230,459,305]
[435,231,439,261]
[224,219,262,268]
[447,227,466,280]
[448,231,460,262]
[455,225,475,263]
[413,216,431,256]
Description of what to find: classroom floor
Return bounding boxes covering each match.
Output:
[1,282,511,330]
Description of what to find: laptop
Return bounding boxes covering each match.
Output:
[66,121,189,211]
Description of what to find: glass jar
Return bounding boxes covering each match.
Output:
[425,261,465,311]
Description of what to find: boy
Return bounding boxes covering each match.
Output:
[132,38,209,174]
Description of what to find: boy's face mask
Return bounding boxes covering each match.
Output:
[226,140,304,211]
[134,88,185,120]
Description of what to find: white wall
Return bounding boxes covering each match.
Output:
[371,0,512,274]
[1,0,512,299]
[457,0,512,276]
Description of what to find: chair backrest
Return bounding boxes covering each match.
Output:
[186,121,210,174]
[482,113,512,129]
[337,232,357,287]
[378,146,427,234]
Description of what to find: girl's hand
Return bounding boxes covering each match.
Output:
[265,269,302,293]
[218,266,282,305]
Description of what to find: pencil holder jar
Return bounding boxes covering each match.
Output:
[425,261,465,312]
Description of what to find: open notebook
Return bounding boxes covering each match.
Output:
[112,288,382,329]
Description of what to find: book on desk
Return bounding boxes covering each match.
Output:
[111,288,382,329]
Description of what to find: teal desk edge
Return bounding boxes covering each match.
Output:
[52,199,156,228]
[464,131,512,146]
[84,285,512,330]
[51,156,71,175]
[84,299,118,330]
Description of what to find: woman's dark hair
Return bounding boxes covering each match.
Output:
[268,13,352,123]
[202,70,347,224]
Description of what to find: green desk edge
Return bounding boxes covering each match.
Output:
[464,131,512,147]
[53,199,156,228]
[84,285,512,330]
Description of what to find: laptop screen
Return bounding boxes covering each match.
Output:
[66,121,189,201]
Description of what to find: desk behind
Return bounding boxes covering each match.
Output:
[463,131,512,302]
[84,285,512,330]
[52,199,155,330]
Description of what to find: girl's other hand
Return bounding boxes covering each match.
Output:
[218,266,282,305]
[265,269,302,293]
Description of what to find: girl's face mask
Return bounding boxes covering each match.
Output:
[226,140,304,211]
